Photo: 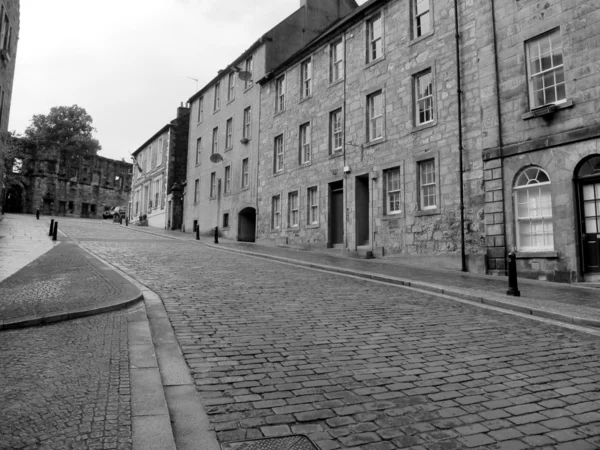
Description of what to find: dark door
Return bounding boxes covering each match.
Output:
[81,202,89,218]
[581,181,600,273]
[330,181,343,245]
[355,175,370,246]
[59,201,66,215]
[238,207,256,242]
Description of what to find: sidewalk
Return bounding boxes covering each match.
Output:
[123,223,600,330]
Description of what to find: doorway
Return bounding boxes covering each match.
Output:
[355,175,370,246]
[329,181,344,246]
[4,185,23,213]
[576,155,600,275]
[238,207,256,242]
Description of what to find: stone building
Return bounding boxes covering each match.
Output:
[184,0,358,240]
[0,0,19,213]
[130,104,190,230]
[256,0,488,271]
[482,0,600,283]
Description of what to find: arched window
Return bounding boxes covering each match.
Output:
[514,167,554,251]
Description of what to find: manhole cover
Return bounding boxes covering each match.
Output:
[221,436,318,450]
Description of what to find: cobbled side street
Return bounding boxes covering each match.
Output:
[56,221,600,450]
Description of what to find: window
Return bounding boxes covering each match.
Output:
[366,13,383,63]
[330,39,344,82]
[0,13,8,51]
[367,90,383,142]
[274,135,284,173]
[145,147,151,171]
[224,165,231,194]
[213,81,221,111]
[299,123,311,164]
[385,167,402,214]
[12,157,22,173]
[514,167,554,251]
[241,158,249,188]
[288,191,299,228]
[157,136,163,166]
[300,58,312,98]
[526,30,565,109]
[412,0,431,39]
[275,75,286,112]
[227,72,236,102]
[154,178,161,208]
[330,109,343,153]
[414,69,434,125]
[419,159,436,210]
[212,127,219,154]
[225,118,233,150]
[245,56,253,89]
[197,96,204,122]
[210,172,216,198]
[243,107,252,139]
[272,195,281,229]
[151,141,157,167]
[223,213,229,228]
[195,138,202,165]
[307,186,318,224]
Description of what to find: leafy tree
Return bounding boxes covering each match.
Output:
[2,131,32,190]
[24,105,101,157]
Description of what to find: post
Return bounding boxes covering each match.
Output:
[119,215,123,225]
[196,224,200,240]
[49,219,55,236]
[36,209,40,220]
[52,222,58,241]
[506,252,520,296]
[125,217,129,226]
[214,226,219,244]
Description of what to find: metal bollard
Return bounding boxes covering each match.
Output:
[49,219,55,236]
[196,225,200,240]
[506,252,520,297]
[52,222,58,241]
[119,216,123,225]
[125,217,129,227]
[36,209,40,220]
[214,226,219,244]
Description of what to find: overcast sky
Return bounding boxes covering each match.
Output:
[11,0,367,161]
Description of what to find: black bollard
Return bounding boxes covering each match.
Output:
[52,222,58,241]
[125,217,129,227]
[36,209,40,220]
[196,225,200,241]
[49,219,55,236]
[506,252,520,297]
[119,215,123,225]
[214,226,219,244]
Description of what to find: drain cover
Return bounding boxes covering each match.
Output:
[221,436,318,450]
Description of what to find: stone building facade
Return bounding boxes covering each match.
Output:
[256,0,488,271]
[0,0,19,213]
[184,0,358,240]
[130,104,190,230]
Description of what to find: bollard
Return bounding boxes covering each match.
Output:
[49,219,55,236]
[506,252,520,297]
[196,225,200,241]
[119,215,123,225]
[214,226,219,244]
[36,209,40,220]
[52,222,58,241]
[125,217,129,227]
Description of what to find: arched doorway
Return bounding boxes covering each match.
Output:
[575,155,600,278]
[238,207,256,242]
[4,185,24,213]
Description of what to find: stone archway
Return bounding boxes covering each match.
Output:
[575,155,600,279]
[4,184,24,213]
[238,207,256,242]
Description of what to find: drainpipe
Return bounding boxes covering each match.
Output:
[453,0,467,272]
[342,30,348,250]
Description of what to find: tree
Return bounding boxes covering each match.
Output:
[24,105,101,157]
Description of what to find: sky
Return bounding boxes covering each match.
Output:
[11,0,367,161]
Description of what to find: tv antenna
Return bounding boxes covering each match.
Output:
[187,77,199,91]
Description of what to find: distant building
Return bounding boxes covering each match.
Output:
[0,0,19,214]
[130,103,190,230]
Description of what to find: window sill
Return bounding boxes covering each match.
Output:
[197,121,203,126]
[329,78,344,88]
[272,170,285,177]
[212,108,220,114]
[409,30,434,46]
[521,100,573,120]
[299,95,313,104]
[382,212,403,220]
[222,226,230,231]
[270,228,281,233]
[306,223,320,229]
[274,109,286,117]
[244,85,254,93]
[365,55,385,70]
[224,147,232,152]
[240,186,250,191]
[286,227,300,232]
[227,98,235,105]
[411,120,437,133]
[515,251,559,259]
[415,208,440,217]
[329,151,343,159]
[299,161,312,168]
[364,138,386,149]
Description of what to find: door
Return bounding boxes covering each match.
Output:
[330,181,344,245]
[355,175,370,246]
[581,181,600,273]
[81,202,89,218]
[59,201,66,215]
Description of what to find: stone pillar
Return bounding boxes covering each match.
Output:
[484,157,506,275]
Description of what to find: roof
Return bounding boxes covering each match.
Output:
[132,123,171,157]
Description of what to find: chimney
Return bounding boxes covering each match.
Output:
[177,101,189,118]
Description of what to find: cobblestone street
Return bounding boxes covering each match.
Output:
[59,221,600,450]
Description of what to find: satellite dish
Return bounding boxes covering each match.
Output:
[210,153,223,163]
[238,71,252,82]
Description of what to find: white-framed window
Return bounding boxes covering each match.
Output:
[145,147,151,172]
[514,167,554,251]
[288,191,299,228]
[212,127,219,154]
[154,178,161,208]
[367,90,383,142]
[526,29,565,109]
[157,136,163,166]
[330,39,344,82]
[224,165,231,194]
[366,13,383,63]
[419,159,436,210]
[151,142,157,168]
[210,172,216,198]
[194,179,200,203]
[0,12,9,52]
[275,75,286,112]
[195,138,202,165]
[307,186,318,225]
[274,134,284,173]
[414,69,434,125]
[225,118,233,150]
[197,96,204,122]
[299,122,311,165]
[412,0,431,39]
[241,158,249,188]
[330,108,343,153]
[385,167,402,214]
[227,72,236,102]
[300,58,312,99]
[243,107,252,139]
[272,195,281,229]
[213,81,221,111]
[245,56,253,89]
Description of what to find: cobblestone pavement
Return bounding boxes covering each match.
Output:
[61,221,600,450]
[0,311,132,450]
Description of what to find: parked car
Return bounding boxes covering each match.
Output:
[111,206,126,219]
[102,208,114,219]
